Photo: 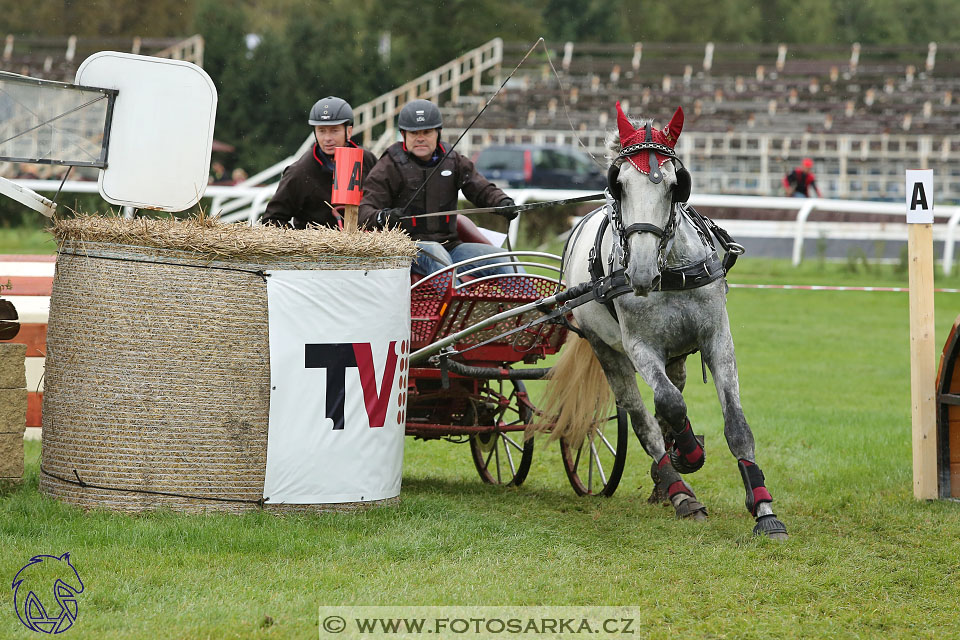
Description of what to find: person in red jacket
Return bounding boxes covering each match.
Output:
[783,158,822,198]
[262,96,377,228]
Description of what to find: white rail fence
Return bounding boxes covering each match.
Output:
[13,179,960,275]
[445,128,960,203]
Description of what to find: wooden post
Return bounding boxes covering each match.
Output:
[906,169,938,499]
[909,224,938,498]
[343,204,358,232]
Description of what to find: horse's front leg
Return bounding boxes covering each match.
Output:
[658,357,707,475]
[701,323,788,539]
[627,343,706,479]
[622,341,707,520]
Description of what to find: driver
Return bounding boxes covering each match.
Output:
[262,96,377,229]
[358,99,517,278]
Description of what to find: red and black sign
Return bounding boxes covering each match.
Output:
[332,147,364,205]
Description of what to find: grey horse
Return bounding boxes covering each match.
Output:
[541,103,788,539]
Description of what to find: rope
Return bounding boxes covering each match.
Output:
[40,466,268,507]
[729,283,960,293]
[57,249,270,281]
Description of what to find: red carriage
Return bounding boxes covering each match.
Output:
[404,219,628,495]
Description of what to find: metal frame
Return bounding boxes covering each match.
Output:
[410,251,568,365]
[411,250,564,292]
[0,71,118,168]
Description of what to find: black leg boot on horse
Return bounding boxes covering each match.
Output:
[659,359,705,474]
[739,459,788,539]
[667,418,705,473]
[654,453,707,520]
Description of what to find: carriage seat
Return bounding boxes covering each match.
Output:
[409,216,496,284]
[455,215,494,246]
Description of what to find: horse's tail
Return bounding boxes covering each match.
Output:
[529,331,614,448]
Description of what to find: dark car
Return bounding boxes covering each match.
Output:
[474,144,607,190]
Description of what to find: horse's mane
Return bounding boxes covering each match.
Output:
[604,116,653,163]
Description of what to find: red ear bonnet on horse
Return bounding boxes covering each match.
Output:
[615,101,682,175]
[663,106,683,147]
[616,101,640,146]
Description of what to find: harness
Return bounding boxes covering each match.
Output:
[421,121,746,370]
[586,129,745,320]
[586,203,737,319]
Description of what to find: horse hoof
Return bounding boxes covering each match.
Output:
[687,509,708,522]
[647,487,669,505]
[669,448,705,474]
[753,514,788,540]
[648,462,670,504]
[675,498,708,520]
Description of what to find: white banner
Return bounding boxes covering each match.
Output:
[264,268,410,504]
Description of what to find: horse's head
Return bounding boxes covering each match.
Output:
[607,102,689,296]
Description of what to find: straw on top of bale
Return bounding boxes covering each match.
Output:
[52,214,416,260]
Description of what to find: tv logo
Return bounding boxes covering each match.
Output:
[305,340,408,430]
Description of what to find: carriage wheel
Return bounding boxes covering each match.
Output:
[560,408,628,497]
[469,379,535,486]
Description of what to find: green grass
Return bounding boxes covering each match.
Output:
[0,226,56,255]
[3,237,960,638]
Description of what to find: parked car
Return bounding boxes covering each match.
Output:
[473,144,607,190]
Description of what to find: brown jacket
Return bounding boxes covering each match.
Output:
[358,141,508,246]
[262,141,377,229]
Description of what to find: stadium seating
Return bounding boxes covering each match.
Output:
[444,40,960,200]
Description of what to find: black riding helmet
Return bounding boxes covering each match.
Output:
[398,99,442,131]
[308,96,353,126]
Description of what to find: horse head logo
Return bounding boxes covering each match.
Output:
[11,553,84,634]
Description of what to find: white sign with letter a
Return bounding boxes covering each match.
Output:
[905,169,934,224]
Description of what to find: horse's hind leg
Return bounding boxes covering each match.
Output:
[588,337,706,520]
[701,326,788,539]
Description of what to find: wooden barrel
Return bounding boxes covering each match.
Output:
[936,314,960,499]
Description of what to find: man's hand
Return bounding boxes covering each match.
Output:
[496,198,518,221]
[376,208,404,228]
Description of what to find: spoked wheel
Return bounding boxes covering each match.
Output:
[469,379,535,486]
[560,408,628,496]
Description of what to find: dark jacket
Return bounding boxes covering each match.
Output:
[262,141,377,229]
[783,168,820,197]
[358,141,508,246]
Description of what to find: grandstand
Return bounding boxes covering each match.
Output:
[4,35,960,203]
[1,34,204,80]
[442,41,960,202]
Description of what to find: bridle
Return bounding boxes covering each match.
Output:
[606,122,690,272]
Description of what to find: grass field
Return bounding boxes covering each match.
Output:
[2,230,960,638]
[0,226,56,255]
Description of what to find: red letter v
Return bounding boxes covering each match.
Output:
[352,342,398,428]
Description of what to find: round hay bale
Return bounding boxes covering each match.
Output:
[39,215,414,514]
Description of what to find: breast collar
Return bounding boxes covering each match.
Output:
[585,203,727,321]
